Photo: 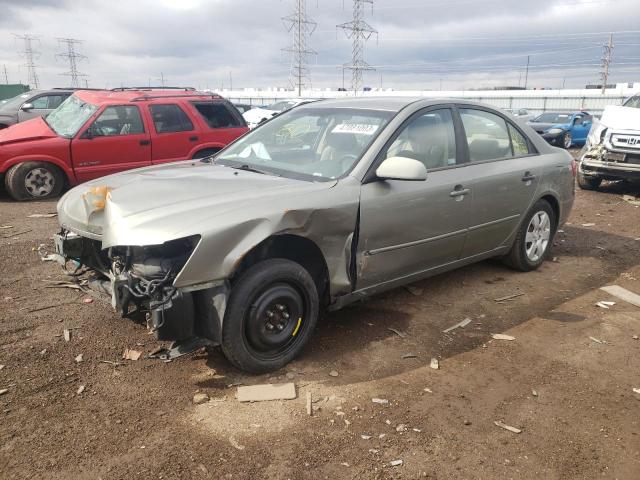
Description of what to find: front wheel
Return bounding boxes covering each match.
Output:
[504,199,556,272]
[5,161,65,201]
[222,259,319,373]
[562,132,572,149]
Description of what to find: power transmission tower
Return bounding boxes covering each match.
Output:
[600,33,614,94]
[14,34,40,89]
[56,38,88,88]
[282,0,317,97]
[337,0,378,94]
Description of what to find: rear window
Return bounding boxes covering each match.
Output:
[191,102,241,128]
[149,104,193,133]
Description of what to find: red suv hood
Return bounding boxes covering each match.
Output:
[0,117,58,146]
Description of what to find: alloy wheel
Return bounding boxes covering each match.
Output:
[525,211,551,262]
[24,167,55,197]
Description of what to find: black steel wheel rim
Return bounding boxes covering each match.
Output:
[244,282,307,359]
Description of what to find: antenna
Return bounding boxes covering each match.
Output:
[600,33,614,94]
[337,0,378,94]
[282,0,317,97]
[14,34,40,89]
[56,38,88,88]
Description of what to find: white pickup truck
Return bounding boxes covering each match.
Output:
[578,94,640,189]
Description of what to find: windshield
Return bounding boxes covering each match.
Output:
[216,107,393,181]
[0,92,32,113]
[533,113,572,123]
[623,95,640,108]
[267,101,298,112]
[45,95,98,138]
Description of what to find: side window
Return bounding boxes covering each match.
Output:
[90,106,145,137]
[192,102,240,128]
[47,95,67,109]
[386,109,457,170]
[508,124,530,157]
[573,116,583,125]
[460,109,511,162]
[149,104,194,133]
[30,96,49,109]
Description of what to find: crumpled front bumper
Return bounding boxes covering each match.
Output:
[580,144,640,180]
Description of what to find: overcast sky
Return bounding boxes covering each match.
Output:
[0,0,639,91]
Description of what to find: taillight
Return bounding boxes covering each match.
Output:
[570,158,577,177]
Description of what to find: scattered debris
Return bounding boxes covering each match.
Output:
[0,225,13,229]
[306,391,312,416]
[581,223,596,227]
[532,389,538,397]
[589,336,606,344]
[494,421,522,434]
[368,449,379,454]
[443,317,472,333]
[193,393,210,404]
[401,353,417,359]
[237,383,297,402]
[75,354,83,363]
[396,424,408,432]
[76,385,85,395]
[0,365,4,370]
[389,459,403,467]
[492,333,516,341]
[361,435,372,440]
[371,398,389,405]
[633,335,639,340]
[63,329,72,342]
[600,285,640,308]
[423,387,433,393]
[596,301,615,309]
[229,436,245,450]
[82,298,94,304]
[329,370,339,377]
[99,360,122,367]
[387,327,408,339]
[0,389,7,396]
[622,194,640,207]
[464,420,471,426]
[39,349,46,355]
[28,213,57,218]
[404,285,423,296]
[494,292,525,302]
[412,427,422,432]
[633,388,640,395]
[430,358,439,370]
[122,349,142,361]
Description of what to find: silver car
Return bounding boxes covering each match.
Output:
[54,98,575,372]
[0,89,74,129]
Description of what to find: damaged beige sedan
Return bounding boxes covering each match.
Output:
[54,98,576,372]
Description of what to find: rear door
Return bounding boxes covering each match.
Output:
[71,104,151,182]
[189,100,248,150]
[457,107,541,258]
[147,103,200,163]
[357,107,473,289]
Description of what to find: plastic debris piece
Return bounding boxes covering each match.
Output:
[63,329,72,342]
[76,385,85,395]
[600,285,640,308]
[494,421,521,433]
[28,213,57,218]
[581,223,596,227]
[492,333,516,341]
[75,354,83,363]
[122,349,142,361]
[237,383,297,402]
[443,317,472,333]
[329,370,339,377]
[0,389,8,395]
[389,459,403,467]
[430,358,439,369]
[193,393,209,404]
[589,336,605,344]
[423,387,433,393]
[361,434,372,440]
[372,398,389,404]
[387,327,408,338]
[229,436,245,450]
[633,388,640,395]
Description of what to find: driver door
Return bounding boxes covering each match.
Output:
[356,108,473,289]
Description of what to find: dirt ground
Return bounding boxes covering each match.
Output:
[1,152,640,479]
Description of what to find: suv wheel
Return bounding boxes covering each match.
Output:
[222,259,319,373]
[577,172,602,190]
[504,199,556,272]
[5,161,65,201]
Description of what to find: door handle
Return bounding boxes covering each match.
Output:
[521,172,536,182]
[139,139,150,146]
[189,136,199,142]
[449,186,470,197]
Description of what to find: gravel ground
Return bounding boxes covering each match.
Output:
[1,154,640,479]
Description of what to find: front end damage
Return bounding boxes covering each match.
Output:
[53,230,227,358]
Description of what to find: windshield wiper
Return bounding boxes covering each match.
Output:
[230,164,278,176]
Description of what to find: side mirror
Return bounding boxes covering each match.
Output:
[376,156,427,181]
[20,103,34,112]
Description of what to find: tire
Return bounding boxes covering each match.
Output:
[503,199,556,272]
[221,258,319,373]
[5,161,65,201]
[192,148,221,159]
[562,132,572,149]
[577,172,602,190]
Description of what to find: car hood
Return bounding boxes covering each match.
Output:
[599,105,640,131]
[57,160,337,248]
[0,117,57,146]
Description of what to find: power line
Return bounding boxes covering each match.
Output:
[600,33,614,93]
[56,38,88,88]
[337,0,378,93]
[14,34,40,89]
[282,0,317,97]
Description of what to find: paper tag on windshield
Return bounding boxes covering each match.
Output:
[332,123,379,135]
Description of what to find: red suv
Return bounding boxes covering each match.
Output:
[0,88,248,200]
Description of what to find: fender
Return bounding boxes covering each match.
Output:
[1,154,78,184]
[187,142,226,159]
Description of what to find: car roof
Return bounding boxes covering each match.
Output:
[73,89,224,106]
[297,97,497,113]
